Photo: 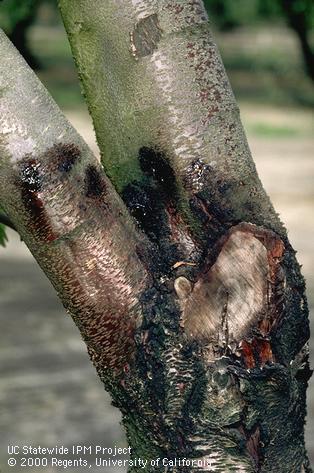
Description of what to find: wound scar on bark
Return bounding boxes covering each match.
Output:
[130,14,162,59]
[180,224,283,344]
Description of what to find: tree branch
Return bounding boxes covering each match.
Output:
[59,0,285,258]
[57,3,311,470]
[0,2,311,469]
[0,29,148,373]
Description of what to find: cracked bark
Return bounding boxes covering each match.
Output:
[1,0,312,470]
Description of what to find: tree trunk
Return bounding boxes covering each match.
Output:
[1,0,312,469]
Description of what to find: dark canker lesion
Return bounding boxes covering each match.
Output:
[18,156,55,242]
[16,143,82,242]
[84,164,107,199]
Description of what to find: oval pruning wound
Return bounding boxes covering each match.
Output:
[130,14,162,59]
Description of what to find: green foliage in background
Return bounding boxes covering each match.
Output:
[0,224,7,247]
[204,0,314,30]
[204,0,314,80]
[0,204,8,246]
[0,0,41,68]
[204,0,262,30]
[284,0,314,29]
[0,0,38,33]
[1,0,313,36]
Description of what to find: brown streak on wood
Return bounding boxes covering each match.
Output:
[240,338,274,369]
[240,340,256,369]
[173,261,197,269]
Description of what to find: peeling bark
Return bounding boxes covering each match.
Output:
[1,0,312,470]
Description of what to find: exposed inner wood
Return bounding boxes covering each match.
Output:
[176,224,284,345]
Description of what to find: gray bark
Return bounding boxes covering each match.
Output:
[0,29,147,372]
[1,0,312,469]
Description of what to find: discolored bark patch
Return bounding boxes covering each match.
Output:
[240,339,274,369]
[122,182,170,240]
[52,143,81,173]
[183,158,212,193]
[122,147,199,275]
[20,158,42,192]
[239,424,261,469]
[130,14,162,59]
[18,158,56,242]
[138,146,177,197]
[84,164,107,198]
[37,143,81,175]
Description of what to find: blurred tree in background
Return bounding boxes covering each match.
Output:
[204,0,264,30]
[0,0,41,68]
[280,0,314,80]
[0,224,7,246]
[0,0,313,80]
[204,0,314,81]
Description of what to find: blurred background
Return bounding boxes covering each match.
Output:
[0,0,313,471]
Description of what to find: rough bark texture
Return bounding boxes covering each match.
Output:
[1,0,312,470]
[0,30,148,373]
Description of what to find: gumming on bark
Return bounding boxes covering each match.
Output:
[0,0,312,471]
